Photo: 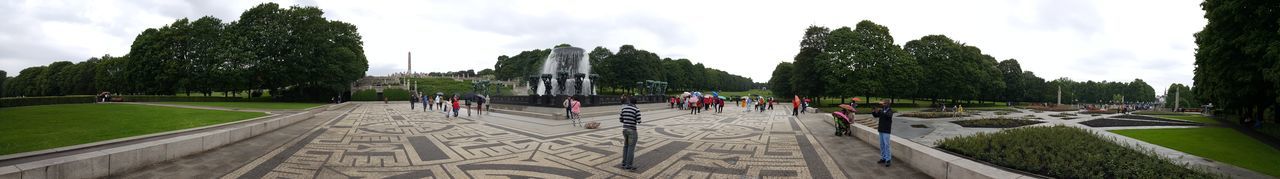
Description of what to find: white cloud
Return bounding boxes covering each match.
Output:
[0,0,1206,93]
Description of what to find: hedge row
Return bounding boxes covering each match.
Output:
[0,96,96,108]
[0,95,272,108]
[118,95,271,102]
[352,89,412,101]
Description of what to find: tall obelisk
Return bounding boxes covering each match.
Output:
[407,51,412,75]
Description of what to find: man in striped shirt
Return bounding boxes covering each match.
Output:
[617,95,641,171]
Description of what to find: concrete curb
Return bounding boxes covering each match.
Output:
[0,102,350,179]
[844,119,1034,179]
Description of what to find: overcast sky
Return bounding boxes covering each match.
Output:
[0,0,1206,94]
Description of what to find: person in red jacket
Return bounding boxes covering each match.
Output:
[451,96,461,118]
[792,96,801,116]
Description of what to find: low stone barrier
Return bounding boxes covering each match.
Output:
[0,103,348,179]
[845,120,1034,179]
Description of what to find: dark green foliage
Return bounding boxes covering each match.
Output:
[6,3,365,100]
[900,112,970,118]
[0,96,95,108]
[1194,0,1280,123]
[767,21,1157,106]
[352,88,410,101]
[1163,83,1199,109]
[950,117,1042,128]
[768,62,795,98]
[938,126,1218,178]
[791,26,830,99]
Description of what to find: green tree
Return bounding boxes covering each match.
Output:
[0,70,6,97]
[1164,83,1200,109]
[95,55,130,94]
[1126,79,1156,102]
[998,59,1024,103]
[792,26,830,99]
[769,62,795,98]
[905,35,968,103]
[1194,0,1280,122]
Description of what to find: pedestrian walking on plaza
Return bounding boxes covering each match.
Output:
[451,95,461,118]
[410,92,418,110]
[768,97,775,110]
[871,99,895,167]
[571,97,582,126]
[617,95,641,171]
[427,93,437,111]
[802,98,811,113]
[476,95,486,115]
[436,95,444,112]
[564,97,573,119]
[792,96,801,116]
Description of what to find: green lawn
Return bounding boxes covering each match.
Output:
[0,103,267,155]
[154,102,324,110]
[1112,127,1280,177]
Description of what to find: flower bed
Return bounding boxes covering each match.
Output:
[951,117,1043,128]
[937,126,1219,178]
[1079,118,1202,127]
[1113,115,1203,124]
[1022,105,1078,111]
[1081,109,1119,114]
[900,112,970,118]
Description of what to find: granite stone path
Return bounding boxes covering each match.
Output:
[122,102,928,178]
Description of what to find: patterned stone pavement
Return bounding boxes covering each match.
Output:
[220,102,926,178]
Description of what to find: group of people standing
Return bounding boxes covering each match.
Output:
[563,97,583,126]
[409,92,487,118]
[669,94,726,115]
[739,96,775,113]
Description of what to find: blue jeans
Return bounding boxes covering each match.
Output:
[622,128,638,167]
[879,132,892,162]
[452,107,459,117]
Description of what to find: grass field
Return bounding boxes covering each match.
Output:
[0,103,266,155]
[154,102,324,110]
[1112,127,1280,177]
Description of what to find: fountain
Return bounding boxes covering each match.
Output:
[534,47,595,96]
[487,46,665,109]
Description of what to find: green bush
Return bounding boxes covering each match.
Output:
[0,96,96,108]
[1024,105,1078,111]
[352,88,411,101]
[901,112,970,118]
[951,117,1042,128]
[1133,111,1192,116]
[937,126,1219,178]
[118,95,270,102]
[1082,109,1120,114]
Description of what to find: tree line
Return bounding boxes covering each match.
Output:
[770,20,1156,105]
[1194,0,1279,123]
[492,44,756,93]
[1,3,367,100]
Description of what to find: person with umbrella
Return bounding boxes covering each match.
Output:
[475,94,486,115]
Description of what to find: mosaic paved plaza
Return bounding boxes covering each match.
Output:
[215,102,923,178]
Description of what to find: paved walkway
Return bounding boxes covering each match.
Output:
[116,102,925,178]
